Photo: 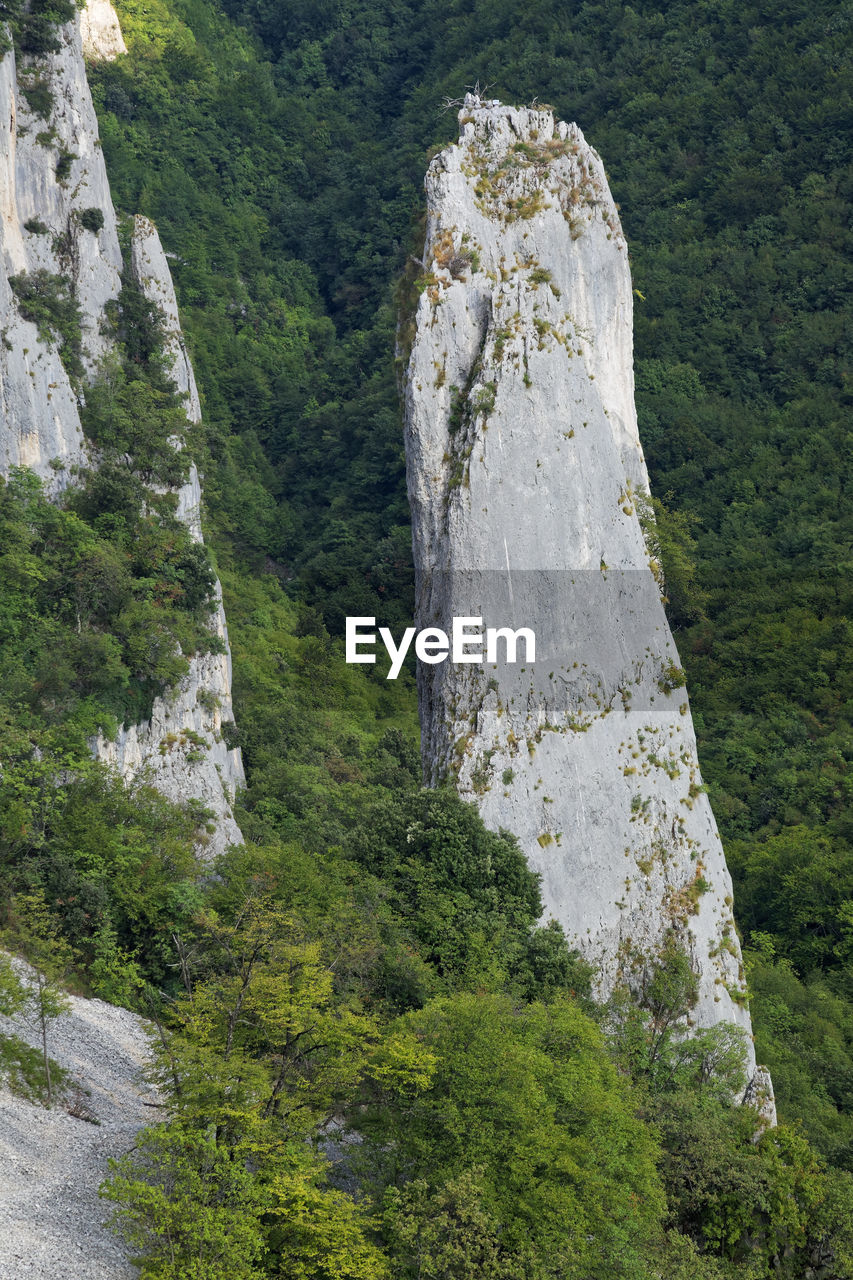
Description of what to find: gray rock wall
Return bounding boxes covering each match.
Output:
[0,4,244,856]
[0,16,122,485]
[80,0,126,61]
[89,215,245,858]
[404,95,771,1107]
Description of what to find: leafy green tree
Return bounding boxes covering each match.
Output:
[263,1151,390,1279]
[359,992,664,1278]
[745,938,853,1171]
[729,826,853,974]
[606,931,747,1100]
[152,894,374,1135]
[104,1123,390,1280]
[0,955,27,1018]
[0,955,39,1098]
[348,788,589,998]
[103,895,388,1278]
[81,360,191,491]
[103,1125,268,1279]
[382,1169,525,1280]
[653,1091,853,1277]
[0,461,217,728]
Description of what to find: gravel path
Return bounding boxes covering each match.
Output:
[0,960,156,1279]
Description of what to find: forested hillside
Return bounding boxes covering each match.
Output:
[86,0,853,1154]
[1,0,852,1275]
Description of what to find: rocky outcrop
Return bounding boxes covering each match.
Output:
[0,5,245,856]
[404,95,771,1109]
[0,15,122,485]
[80,0,126,62]
[91,595,245,857]
[130,218,201,432]
[91,216,245,858]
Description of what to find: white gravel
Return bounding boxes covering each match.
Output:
[0,959,157,1278]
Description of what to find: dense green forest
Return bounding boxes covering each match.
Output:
[1,0,852,1274]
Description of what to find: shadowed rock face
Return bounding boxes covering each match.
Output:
[404,94,772,1110]
[0,4,244,855]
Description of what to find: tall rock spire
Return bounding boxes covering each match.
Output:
[403,94,771,1108]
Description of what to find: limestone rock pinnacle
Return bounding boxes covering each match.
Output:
[403,94,773,1113]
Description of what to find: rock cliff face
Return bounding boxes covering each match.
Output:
[0,14,121,484]
[404,95,771,1106]
[79,0,126,61]
[0,3,244,855]
[91,215,245,856]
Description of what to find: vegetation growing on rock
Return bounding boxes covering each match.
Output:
[0,0,851,1274]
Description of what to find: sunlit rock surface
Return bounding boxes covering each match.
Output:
[404,95,773,1113]
[80,0,126,62]
[0,16,122,484]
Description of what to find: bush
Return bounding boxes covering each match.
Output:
[362,994,664,1277]
[55,149,75,183]
[79,362,191,489]
[8,270,82,378]
[19,74,54,119]
[16,0,76,54]
[0,464,217,728]
[79,207,105,233]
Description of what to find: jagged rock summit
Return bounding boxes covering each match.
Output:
[404,94,772,1110]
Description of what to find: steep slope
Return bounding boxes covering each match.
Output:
[404,95,771,1104]
[0,957,153,1280]
[0,4,243,855]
